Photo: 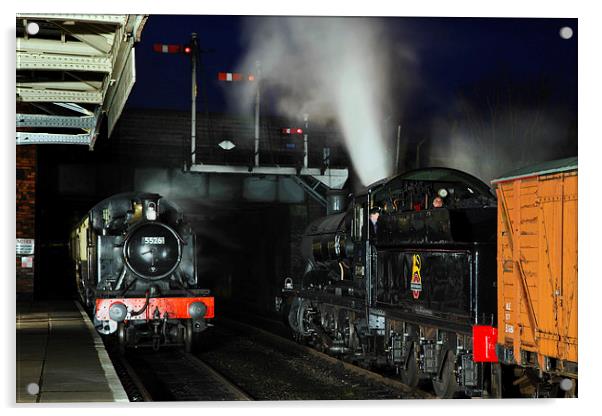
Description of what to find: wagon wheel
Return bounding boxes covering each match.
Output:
[399,343,419,388]
[489,363,503,398]
[432,350,460,399]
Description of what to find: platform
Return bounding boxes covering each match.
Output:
[16,300,128,403]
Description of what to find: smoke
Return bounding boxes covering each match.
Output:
[427,103,577,183]
[133,169,246,250]
[226,16,417,186]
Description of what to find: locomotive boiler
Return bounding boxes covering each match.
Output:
[70,192,214,352]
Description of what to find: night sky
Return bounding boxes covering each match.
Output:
[125,15,577,183]
[127,15,577,116]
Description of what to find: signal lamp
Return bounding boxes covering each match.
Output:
[280,128,303,135]
[183,45,192,54]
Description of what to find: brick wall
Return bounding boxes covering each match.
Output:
[16,145,36,298]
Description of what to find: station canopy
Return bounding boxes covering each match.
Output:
[16,14,148,148]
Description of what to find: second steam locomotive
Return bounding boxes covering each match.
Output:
[70,192,214,352]
[281,161,578,398]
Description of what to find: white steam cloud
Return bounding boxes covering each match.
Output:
[226,17,416,186]
[428,105,575,183]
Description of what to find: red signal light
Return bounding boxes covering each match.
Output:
[280,128,304,135]
[184,45,192,54]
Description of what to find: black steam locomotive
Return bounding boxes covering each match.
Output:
[70,192,213,352]
[282,168,499,398]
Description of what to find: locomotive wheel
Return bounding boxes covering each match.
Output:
[184,320,195,353]
[85,289,94,309]
[400,343,419,387]
[432,350,460,399]
[117,323,127,355]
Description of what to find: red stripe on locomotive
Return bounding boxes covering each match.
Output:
[95,297,214,321]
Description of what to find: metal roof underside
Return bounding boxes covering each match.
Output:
[16,14,148,148]
[491,156,578,184]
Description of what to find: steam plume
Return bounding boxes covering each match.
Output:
[226,16,417,186]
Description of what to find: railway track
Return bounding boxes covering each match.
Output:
[110,346,252,401]
[216,317,436,399]
[107,313,434,401]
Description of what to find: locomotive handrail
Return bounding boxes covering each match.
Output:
[130,290,151,317]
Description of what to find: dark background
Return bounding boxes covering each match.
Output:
[32,16,577,315]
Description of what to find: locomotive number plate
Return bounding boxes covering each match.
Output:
[142,236,165,245]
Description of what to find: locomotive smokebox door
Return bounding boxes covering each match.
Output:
[124,222,182,280]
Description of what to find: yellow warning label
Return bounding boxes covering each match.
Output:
[411,254,422,299]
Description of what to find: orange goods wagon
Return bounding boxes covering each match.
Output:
[492,157,577,377]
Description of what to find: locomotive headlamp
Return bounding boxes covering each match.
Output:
[109,302,128,322]
[437,188,448,198]
[188,302,207,319]
[146,203,157,221]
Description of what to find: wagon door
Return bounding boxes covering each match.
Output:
[536,171,578,364]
